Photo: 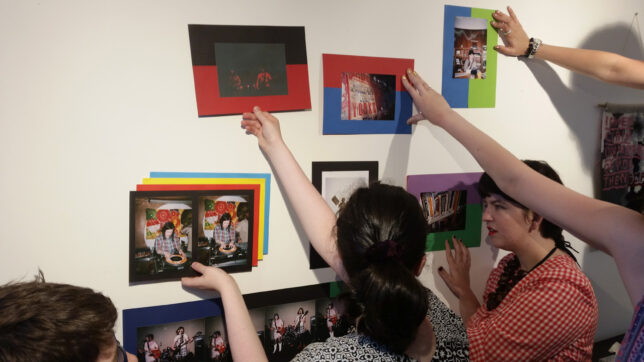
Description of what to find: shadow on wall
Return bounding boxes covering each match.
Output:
[523,23,644,189]
[524,22,643,340]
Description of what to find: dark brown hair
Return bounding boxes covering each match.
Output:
[336,182,428,354]
[0,273,117,362]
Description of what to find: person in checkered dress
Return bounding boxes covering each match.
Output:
[402,68,643,362]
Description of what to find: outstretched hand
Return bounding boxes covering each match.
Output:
[491,6,530,57]
[181,262,235,293]
[241,106,284,151]
[438,236,472,299]
[401,69,452,126]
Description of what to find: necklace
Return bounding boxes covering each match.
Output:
[486,246,557,311]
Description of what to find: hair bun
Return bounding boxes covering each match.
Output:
[365,240,404,264]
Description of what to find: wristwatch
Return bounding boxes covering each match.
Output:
[525,38,542,59]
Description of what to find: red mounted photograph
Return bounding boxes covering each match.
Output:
[188,25,311,116]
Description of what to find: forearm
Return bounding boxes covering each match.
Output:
[437,110,614,252]
[535,44,644,89]
[458,289,480,324]
[263,141,349,282]
[219,280,268,362]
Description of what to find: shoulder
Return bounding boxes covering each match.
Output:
[424,288,468,347]
[528,255,596,297]
[292,334,410,362]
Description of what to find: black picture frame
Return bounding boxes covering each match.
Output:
[309,161,378,269]
[129,190,255,283]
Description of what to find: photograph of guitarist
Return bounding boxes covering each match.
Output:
[211,330,226,360]
[172,326,194,360]
[269,313,284,354]
[293,307,307,334]
[143,334,160,362]
[326,303,338,338]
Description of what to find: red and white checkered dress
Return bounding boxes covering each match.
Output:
[467,254,598,361]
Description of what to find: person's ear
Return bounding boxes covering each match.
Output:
[528,212,543,233]
[414,255,427,277]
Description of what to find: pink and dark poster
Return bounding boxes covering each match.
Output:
[188,25,311,116]
[600,106,644,213]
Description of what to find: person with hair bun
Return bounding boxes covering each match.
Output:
[182,107,469,361]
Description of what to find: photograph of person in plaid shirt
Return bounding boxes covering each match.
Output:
[214,213,237,249]
[155,221,183,258]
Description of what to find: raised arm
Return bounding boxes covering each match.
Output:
[241,107,348,282]
[402,70,644,306]
[181,263,268,362]
[491,6,644,89]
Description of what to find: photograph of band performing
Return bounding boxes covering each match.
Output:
[215,42,288,98]
[136,316,231,362]
[258,294,357,362]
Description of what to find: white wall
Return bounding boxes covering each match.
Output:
[1,0,642,342]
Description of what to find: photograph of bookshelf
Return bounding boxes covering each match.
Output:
[420,190,468,233]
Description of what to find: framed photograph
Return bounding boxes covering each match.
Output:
[406,172,483,251]
[322,54,414,134]
[123,282,352,361]
[599,106,644,213]
[188,25,311,116]
[441,5,498,108]
[130,190,255,283]
[137,183,261,267]
[145,172,272,257]
[310,161,378,269]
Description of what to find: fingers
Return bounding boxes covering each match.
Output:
[492,9,512,23]
[438,266,453,286]
[405,69,433,94]
[444,239,455,266]
[190,261,206,274]
[406,112,425,125]
[507,6,518,21]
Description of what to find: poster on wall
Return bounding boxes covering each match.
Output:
[600,105,644,213]
[188,25,311,116]
[130,190,255,282]
[137,183,262,267]
[123,282,350,361]
[441,5,498,108]
[406,172,483,251]
[146,172,272,257]
[309,161,378,269]
[322,54,414,134]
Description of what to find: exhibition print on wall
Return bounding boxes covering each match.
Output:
[123,282,351,361]
[188,25,311,116]
[407,172,483,251]
[600,105,644,214]
[442,5,498,108]
[310,161,378,269]
[322,54,414,134]
[130,189,255,282]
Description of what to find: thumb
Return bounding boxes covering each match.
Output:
[190,261,207,274]
[407,113,425,125]
[494,44,514,56]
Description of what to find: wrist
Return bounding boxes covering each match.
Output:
[519,37,542,59]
